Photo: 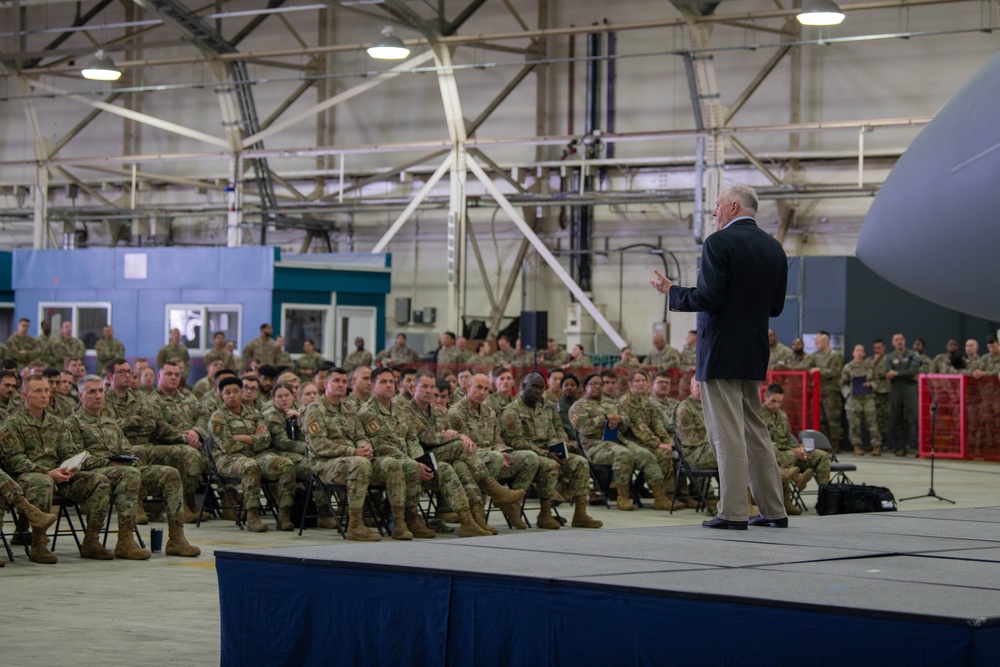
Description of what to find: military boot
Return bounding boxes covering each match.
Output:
[457,509,492,537]
[13,496,57,532]
[276,507,294,531]
[346,507,380,542]
[650,484,683,511]
[405,507,436,538]
[499,500,527,529]
[615,484,633,511]
[470,501,498,535]
[536,499,561,530]
[390,505,413,540]
[484,478,525,507]
[115,519,152,560]
[135,500,149,525]
[245,509,268,533]
[165,517,201,557]
[853,444,866,456]
[79,517,114,560]
[871,445,882,457]
[796,469,814,492]
[29,527,58,564]
[316,502,338,529]
[184,494,212,523]
[784,484,802,516]
[571,496,603,529]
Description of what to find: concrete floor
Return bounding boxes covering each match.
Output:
[2,452,998,666]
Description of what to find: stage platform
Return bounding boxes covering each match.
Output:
[216,507,1000,666]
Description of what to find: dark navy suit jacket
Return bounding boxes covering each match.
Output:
[668,217,787,381]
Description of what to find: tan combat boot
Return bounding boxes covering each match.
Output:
[784,484,802,516]
[165,517,201,557]
[796,469,814,492]
[871,445,882,457]
[29,527,58,564]
[499,500,527,529]
[135,500,149,525]
[405,507,436,538]
[13,496,57,532]
[457,509,492,537]
[615,484,633,511]
[276,508,294,531]
[390,505,413,540]
[650,484,683,511]
[79,517,114,560]
[115,519,152,560]
[184,494,212,523]
[316,502,338,529]
[571,496,603,529]
[853,444,866,456]
[484,478,525,507]
[245,509,268,533]
[470,501,498,535]
[346,507,381,542]
[536,498,561,530]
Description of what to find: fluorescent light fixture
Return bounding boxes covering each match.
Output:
[81,49,122,81]
[367,26,410,60]
[797,0,846,26]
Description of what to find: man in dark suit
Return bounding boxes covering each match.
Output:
[649,184,789,529]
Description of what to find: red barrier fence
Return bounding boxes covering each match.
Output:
[920,374,1000,461]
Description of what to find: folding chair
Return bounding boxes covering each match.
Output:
[101,493,146,548]
[197,438,248,530]
[670,435,719,514]
[575,432,644,509]
[49,495,85,551]
[297,472,388,539]
[798,429,856,484]
[485,478,564,528]
[3,504,30,559]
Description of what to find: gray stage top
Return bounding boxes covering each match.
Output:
[219,506,1000,625]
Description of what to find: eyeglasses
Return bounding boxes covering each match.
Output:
[113,369,132,375]
[586,381,602,387]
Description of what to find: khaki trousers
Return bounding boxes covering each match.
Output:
[700,379,785,522]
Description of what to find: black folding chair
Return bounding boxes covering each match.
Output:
[101,493,146,548]
[3,504,31,559]
[799,429,856,484]
[297,472,388,539]
[49,495,84,551]
[197,438,248,530]
[670,435,719,514]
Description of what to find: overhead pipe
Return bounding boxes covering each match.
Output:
[605,21,616,162]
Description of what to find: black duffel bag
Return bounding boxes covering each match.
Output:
[816,483,897,515]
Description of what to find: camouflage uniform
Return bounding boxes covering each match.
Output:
[492,349,519,366]
[539,349,568,368]
[782,351,813,371]
[157,343,190,371]
[869,354,891,444]
[615,393,674,490]
[340,350,371,374]
[0,409,110,524]
[204,347,236,371]
[64,409,186,523]
[404,399,493,506]
[262,403,320,500]
[342,393,370,413]
[767,343,793,370]
[294,351,325,380]
[500,397,587,500]
[484,392,512,416]
[929,352,955,375]
[50,335,86,368]
[191,376,214,400]
[95,337,126,371]
[811,349,845,449]
[678,345,696,369]
[209,404,295,510]
[242,336,279,366]
[6,332,41,367]
[840,359,882,452]
[568,396,638,487]
[374,345,420,366]
[357,399,468,512]
[564,355,592,369]
[650,395,680,438]
[436,346,465,366]
[675,397,717,468]
[446,397,539,491]
[105,388,205,496]
[49,393,78,420]
[0,395,22,422]
[645,346,680,370]
[613,358,640,369]
[303,397,407,509]
[760,406,831,484]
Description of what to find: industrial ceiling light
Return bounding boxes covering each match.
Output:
[366,26,410,60]
[797,0,846,26]
[81,49,123,81]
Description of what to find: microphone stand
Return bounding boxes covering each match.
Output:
[901,374,954,504]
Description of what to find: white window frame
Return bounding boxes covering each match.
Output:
[163,303,242,356]
[280,302,335,360]
[37,301,113,357]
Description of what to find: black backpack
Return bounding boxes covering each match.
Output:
[816,483,897,515]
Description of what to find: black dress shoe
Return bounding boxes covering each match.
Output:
[748,515,789,528]
[702,516,748,530]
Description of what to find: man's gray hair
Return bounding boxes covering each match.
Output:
[78,374,103,394]
[723,184,759,215]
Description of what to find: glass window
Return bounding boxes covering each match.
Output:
[0,304,15,341]
[165,304,242,354]
[284,308,326,354]
[38,302,111,351]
